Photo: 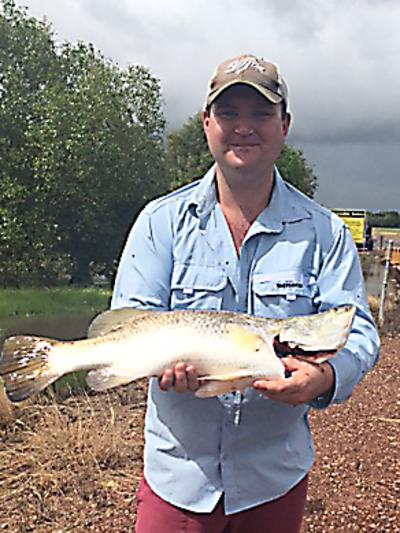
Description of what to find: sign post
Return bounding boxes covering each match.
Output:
[378,240,394,326]
[331,209,368,248]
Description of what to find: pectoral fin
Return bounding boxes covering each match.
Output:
[196,371,255,398]
[86,367,134,391]
[226,324,265,351]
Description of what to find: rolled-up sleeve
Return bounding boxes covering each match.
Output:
[111,204,173,311]
[311,225,380,408]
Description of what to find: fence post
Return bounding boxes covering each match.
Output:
[378,240,394,327]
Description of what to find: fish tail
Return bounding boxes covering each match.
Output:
[0,336,62,402]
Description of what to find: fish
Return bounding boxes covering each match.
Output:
[0,305,356,402]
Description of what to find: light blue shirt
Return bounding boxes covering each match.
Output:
[111,166,379,515]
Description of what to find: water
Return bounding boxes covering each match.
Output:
[0,312,96,420]
[363,260,385,299]
[0,311,95,347]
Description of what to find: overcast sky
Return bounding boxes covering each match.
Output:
[16,0,399,211]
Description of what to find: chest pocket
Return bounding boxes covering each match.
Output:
[170,263,228,310]
[252,277,318,318]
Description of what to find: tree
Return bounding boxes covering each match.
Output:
[165,113,213,189]
[367,211,400,228]
[276,145,317,197]
[0,0,67,285]
[25,43,166,283]
[165,111,317,197]
[0,0,166,286]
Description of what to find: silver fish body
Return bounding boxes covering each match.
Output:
[0,305,355,401]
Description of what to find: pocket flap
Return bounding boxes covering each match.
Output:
[171,263,228,292]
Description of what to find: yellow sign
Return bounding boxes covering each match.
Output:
[332,209,367,246]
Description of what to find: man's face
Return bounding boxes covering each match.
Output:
[202,84,291,178]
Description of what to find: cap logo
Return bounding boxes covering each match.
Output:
[224,57,265,75]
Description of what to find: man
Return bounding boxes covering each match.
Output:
[112,54,379,532]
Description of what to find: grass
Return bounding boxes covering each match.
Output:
[0,385,146,532]
[373,227,400,234]
[0,287,112,320]
[373,227,400,247]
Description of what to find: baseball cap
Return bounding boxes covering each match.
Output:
[206,54,288,108]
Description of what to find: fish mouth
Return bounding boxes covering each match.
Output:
[273,336,337,362]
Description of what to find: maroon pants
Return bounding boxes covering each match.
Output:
[135,475,308,533]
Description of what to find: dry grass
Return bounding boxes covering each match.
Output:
[0,384,146,532]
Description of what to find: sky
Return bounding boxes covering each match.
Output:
[15,0,400,211]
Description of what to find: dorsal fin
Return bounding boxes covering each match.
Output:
[87,308,151,338]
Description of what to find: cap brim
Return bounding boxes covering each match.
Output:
[207,80,283,106]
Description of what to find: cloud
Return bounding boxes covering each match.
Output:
[14,0,400,209]
[20,0,400,138]
[299,141,400,211]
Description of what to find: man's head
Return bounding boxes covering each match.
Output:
[202,54,291,179]
[205,54,289,116]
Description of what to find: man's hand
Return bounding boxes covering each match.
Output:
[159,363,200,393]
[253,357,335,406]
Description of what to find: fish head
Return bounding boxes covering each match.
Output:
[276,305,356,361]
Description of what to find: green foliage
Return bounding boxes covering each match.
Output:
[367,211,400,228]
[165,113,214,188]
[165,111,317,197]
[0,0,65,285]
[0,1,166,286]
[276,144,317,197]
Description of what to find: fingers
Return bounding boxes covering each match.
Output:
[253,359,334,406]
[159,368,174,391]
[174,363,190,393]
[158,363,199,393]
[252,378,305,406]
[252,376,299,403]
[186,365,199,391]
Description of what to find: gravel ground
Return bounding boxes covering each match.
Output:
[303,335,400,532]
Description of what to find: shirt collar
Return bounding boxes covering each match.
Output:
[186,165,311,231]
[188,165,218,219]
[255,168,311,233]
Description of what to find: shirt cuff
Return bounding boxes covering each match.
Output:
[309,348,361,410]
[309,362,336,410]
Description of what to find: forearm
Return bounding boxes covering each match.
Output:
[311,226,380,407]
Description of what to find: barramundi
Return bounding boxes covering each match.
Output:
[0,305,355,401]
